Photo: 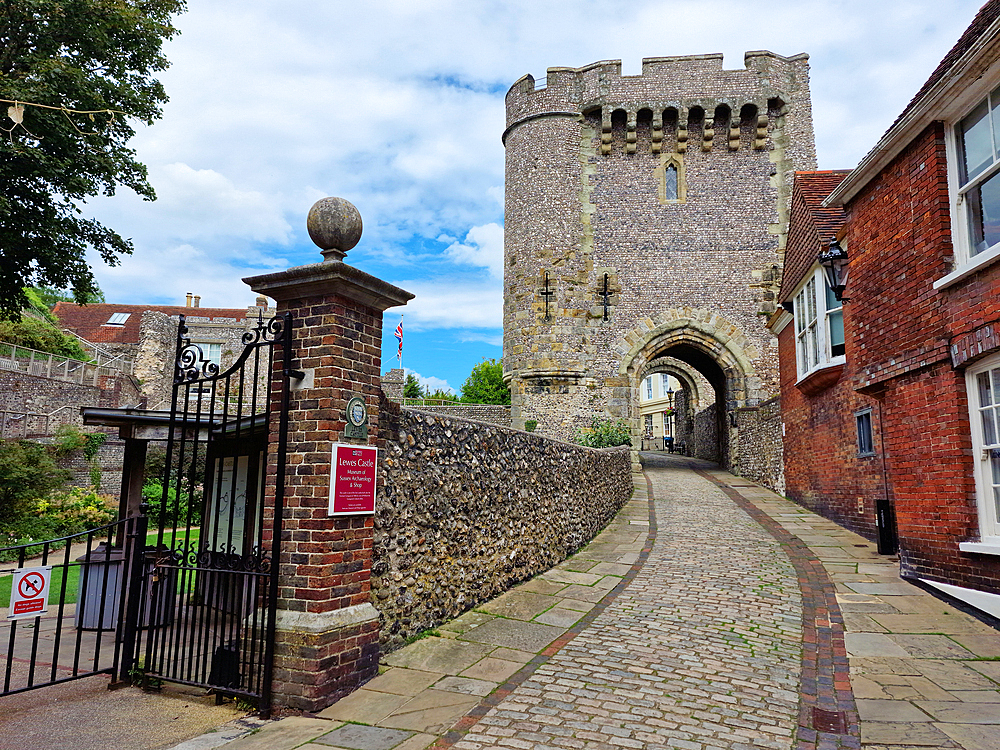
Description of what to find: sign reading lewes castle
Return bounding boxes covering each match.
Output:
[328,444,378,515]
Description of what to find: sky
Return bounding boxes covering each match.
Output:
[80,0,986,394]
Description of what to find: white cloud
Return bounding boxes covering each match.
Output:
[395,280,503,330]
[445,223,504,278]
[405,369,456,395]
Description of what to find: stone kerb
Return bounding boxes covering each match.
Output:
[245,251,413,712]
[374,394,633,652]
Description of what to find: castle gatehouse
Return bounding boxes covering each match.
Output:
[502,52,816,476]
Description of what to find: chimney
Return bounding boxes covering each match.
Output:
[256,295,268,308]
[185,292,193,307]
[193,295,201,308]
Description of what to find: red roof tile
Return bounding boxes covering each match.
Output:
[778,171,851,303]
[53,303,251,345]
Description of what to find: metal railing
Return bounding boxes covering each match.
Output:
[59,330,135,375]
[0,406,78,439]
[0,341,129,388]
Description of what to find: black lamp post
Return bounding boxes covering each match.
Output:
[818,238,850,302]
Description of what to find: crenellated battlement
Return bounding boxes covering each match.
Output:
[504,51,810,153]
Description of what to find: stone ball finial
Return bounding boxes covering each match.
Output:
[307,197,363,262]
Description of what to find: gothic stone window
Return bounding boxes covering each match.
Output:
[656,154,686,204]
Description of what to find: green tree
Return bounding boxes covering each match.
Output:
[460,358,510,405]
[0,0,186,319]
[30,285,105,310]
[424,388,458,402]
[0,288,90,359]
[403,373,422,398]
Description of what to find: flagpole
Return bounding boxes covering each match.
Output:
[397,314,403,374]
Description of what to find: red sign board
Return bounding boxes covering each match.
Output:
[328,443,378,516]
[8,567,51,621]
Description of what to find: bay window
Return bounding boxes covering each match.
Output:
[793,268,845,380]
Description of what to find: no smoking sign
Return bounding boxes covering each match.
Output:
[8,566,52,620]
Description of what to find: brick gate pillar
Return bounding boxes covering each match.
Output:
[244,197,413,711]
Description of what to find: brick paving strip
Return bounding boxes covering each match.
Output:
[202,454,1000,750]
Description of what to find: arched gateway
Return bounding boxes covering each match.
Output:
[501,53,816,471]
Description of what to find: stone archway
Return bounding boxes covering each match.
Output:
[614,308,764,467]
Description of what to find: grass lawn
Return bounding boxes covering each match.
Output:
[1,528,202,608]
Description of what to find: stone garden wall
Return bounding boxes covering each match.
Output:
[374,394,632,651]
[732,396,785,494]
[403,402,511,428]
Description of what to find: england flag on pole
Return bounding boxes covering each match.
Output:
[394,317,403,364]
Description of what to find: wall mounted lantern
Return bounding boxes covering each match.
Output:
[818,239,850,302]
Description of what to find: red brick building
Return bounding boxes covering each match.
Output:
[772,1,1000,618]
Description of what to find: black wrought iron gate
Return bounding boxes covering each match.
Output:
[133,311,292,713]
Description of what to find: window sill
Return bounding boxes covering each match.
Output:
[795,360,846,396]
[959,540,1000,556]
[933,242,1000,290]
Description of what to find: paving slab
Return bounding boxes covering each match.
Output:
[937,722,1000,749]
[856,698,935,722]
[952,634,1000,657]
[513,577,567,596]
[363,668,444,696]
[224,718,337,750]
[910,660,1000,690]
[381,637,494,674]
[537,569,603,586]
[533,606,585,627]
[457,655,524,682]
[312,724,414,750]
[966,659,1000,683]
[456,616,564,652]
[914,700,1000,723]
[430,675,496,696]
[476,590,554,621]
[872,614,995,634]
[379,690,480,733]
[316,690,411,723]
[846,632,911,657]
[888,634,978,658]
[860,721,956,746]
[587,562,632,576]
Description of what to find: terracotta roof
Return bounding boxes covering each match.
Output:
[778,170,850,303]
[887,0,1000,135]
[53,302,251,345]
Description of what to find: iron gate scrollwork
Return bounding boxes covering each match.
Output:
[135,310,292,714]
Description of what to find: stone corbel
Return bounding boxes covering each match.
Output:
[626,113,637,154]
[728,118,741,150]
[676,108,688,154]
[754,113,769,150]
[651,112,663,154]
[601,109,612,155]
[702,116,714,152]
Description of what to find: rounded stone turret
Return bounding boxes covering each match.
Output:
[307,197,363,262]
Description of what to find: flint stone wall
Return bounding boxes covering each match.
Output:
[732,396,785,494]
[374,395,632,651]
[403,402,511,428]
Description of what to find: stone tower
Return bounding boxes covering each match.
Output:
[502,52,816,466]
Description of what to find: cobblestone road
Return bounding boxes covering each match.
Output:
[453,454,803,750]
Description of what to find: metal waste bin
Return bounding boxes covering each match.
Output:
[75,544,176,630]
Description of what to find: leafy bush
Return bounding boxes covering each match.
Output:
[524,419,538,432]
[142,481,203,528]
[0,311,90,360]
[0,439,69,521]
[573,416,632,448]
[0,487,116,561]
